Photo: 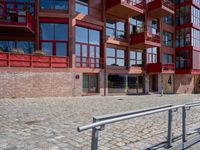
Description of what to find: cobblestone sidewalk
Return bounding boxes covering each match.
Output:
[0,94,200,150]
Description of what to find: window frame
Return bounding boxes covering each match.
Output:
[176,50,191,69]
[147,47,158,64]
[75,26,101,68]
[163,31,173,47]
[106,18,126,40]
[40,22,69,57]
[163,53,174,64]
[106,47,125,67]
[176,27,191,48]
[40,0,69,11]
[129,50,143,67]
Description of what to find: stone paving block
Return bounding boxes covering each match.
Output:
[0,94,200,149]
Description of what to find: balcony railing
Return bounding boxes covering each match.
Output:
[121,0,144,9]
[131,26,161,45]
[147,0,174,18]
[0,52,69,68]
[146,63,175,73]
[162,64,175,71]
[0,1,35,33]
[162,0,174,10]
[106,0,144,18]
[148,0,174,10]
[76,56,104,69]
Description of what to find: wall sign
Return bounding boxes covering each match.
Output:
[75,74,80,80]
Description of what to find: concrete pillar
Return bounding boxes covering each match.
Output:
[158,73,163,94]
[145,74,149,94]
[99,72,107,96]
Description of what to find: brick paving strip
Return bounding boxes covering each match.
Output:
[0,94,200,150]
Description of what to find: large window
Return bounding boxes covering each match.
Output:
[130,16,144,34]
[192,6,200,27]
[75,26,100,68]
[106,48,125,66]
[176,50,191,69]
[163,54,173,64]
[40,23,68,56]
[193,0,200,5]
[192,28,200,48]
[108,75,126,89]
[106,18,126,39]
[163,31,173,47]
[108,75,144,94]
[130,51,143,67]
[40,0,68,10]
[176,28,190,48]
[176,6,190,26]
[0,40,34,54]
[76,0,89,15]
[147,47,158,64]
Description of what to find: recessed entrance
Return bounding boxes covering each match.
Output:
[83,74,98,93]
[149,74,158,92]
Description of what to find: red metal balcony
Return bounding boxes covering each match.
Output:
[0,52,69,68]
[147,63,175,73]
[0,1,35,34]
[76,56,104,69]
[130,27,161,49]
[162,64,175,73]
[147,0,174,18]
[106,0,144,19]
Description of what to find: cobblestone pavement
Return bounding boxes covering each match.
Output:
[0,94,200,150]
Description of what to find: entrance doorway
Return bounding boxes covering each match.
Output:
[163,75,174,94]
[83,74,98,93]
[149,74,158,92]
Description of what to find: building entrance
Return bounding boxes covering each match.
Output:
[83,74,98,93]
[163,74,174,94]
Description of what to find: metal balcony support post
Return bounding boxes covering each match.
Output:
[182,106,187,143]
[167,109,173,148]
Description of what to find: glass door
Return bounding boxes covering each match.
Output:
[83,74,98,93]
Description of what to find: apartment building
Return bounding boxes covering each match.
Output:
[0,0,199,98]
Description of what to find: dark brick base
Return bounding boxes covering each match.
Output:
[0,68,82,98]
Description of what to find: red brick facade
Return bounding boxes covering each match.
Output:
[0,0,200,98]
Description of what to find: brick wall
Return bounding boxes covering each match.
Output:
[0,68,82,98]
[174,75,194,94]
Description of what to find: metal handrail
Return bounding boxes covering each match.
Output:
[94,104,172,121]
[78,105,183,132]
[77,101,200,150]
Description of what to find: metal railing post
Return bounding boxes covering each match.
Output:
[182,106,187,143]
[167,109,173,148]
[91,118,99,150]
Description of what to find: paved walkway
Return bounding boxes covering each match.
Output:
[0,94,200,150]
